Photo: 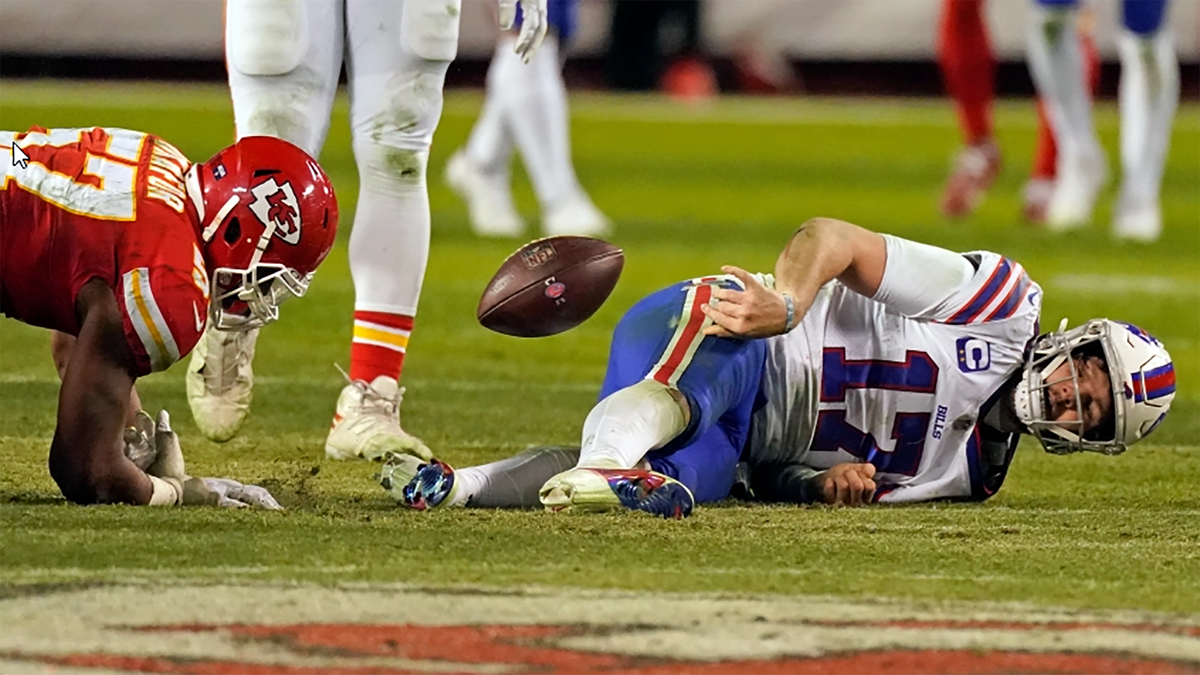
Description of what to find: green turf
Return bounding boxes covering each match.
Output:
[1,81,1197,613]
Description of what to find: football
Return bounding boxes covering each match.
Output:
[477,236,625,338]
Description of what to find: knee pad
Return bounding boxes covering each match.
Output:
[1123,0,1168,35]
[402,0,462,62]
[227,0,309,76]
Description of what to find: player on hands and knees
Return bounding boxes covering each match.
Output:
[1,127,337,506]
[379,218,1174,516]
[1027,0,1178,240]
[190,0,549,460]
[446,0,611,239]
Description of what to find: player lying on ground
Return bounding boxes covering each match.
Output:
[1,126,338,507]
[378,218,1175,517]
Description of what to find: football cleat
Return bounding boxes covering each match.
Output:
[1045,152,1108,231]
[939,140,1002,219]
[378,452,458,510]
[539,468,694,519]
[445,149,525,238]
[1021,178,1055,226]
[186,326,258,442]
[325,375,432,461]
[542,194,613,238]
[1113,193,1162,243]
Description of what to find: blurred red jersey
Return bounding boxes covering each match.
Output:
[1,126,209,376]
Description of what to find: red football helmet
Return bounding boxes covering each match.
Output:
[185,136,338,330]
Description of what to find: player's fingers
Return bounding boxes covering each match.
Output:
[709,287,744,304]
[833,477,853,506]
[497,0,517,29]
[216,496,249,509]
[722,266,760,289]
[844,473,865,506]
[862,479,877,504]
[857,462,877,479]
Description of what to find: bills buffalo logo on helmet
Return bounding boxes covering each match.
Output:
[248,178,302,245]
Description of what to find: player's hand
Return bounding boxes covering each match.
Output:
[498,0,547,63]
[812,463,877,506]
[122,409,157,471]
[201,478,284,511]
[702,266,793,339]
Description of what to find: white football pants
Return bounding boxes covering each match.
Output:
[227,0,459,316]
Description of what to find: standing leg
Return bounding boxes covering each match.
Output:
[1113,0,1177,242]
[1025,15,1101,224]
[189,0,345,442]
[445,38,526,238]
[938,0,1002,219]
[1026,0,1107,230]
[325,0,457,461]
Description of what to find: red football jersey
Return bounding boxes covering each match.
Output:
[1,127,209,376]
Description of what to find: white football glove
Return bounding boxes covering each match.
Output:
[147,410,281,510]
[202,478,284,511]
[498,0,547,63]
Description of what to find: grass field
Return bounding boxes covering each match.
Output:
[1,79,1198,642]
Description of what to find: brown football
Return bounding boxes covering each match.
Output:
[477,236,624,338]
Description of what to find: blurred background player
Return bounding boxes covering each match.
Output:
[188,0,547,460]
[1027,0,1179,241]
[445,0,612,238]
[937,0,1099,223]
[2,128,336,507]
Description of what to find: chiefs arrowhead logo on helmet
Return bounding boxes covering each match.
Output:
[248,178,302,245]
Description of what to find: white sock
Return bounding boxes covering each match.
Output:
[491,34,584,210]
[348,140,430,314]
[1116,29,1179,207]
[1027,4,1102,166]
[465,41,516,177]
[576,379,689,470]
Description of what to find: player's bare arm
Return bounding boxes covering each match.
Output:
[51,330,143,427]
[49,280,154,505]
[702,218,887,338]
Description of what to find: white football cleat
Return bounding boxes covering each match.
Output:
[186,326,258,442]
[1045,153,1108,232]
[538,467,694,519]
[445,149,525,238]
[325,375,432,461]
[542,194,613,238]
[1113,193,1163,243]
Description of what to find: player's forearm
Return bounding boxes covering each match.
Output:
[773,218,886,300]
[748,462,824,504]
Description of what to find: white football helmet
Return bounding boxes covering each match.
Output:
[1013,318,1174,455]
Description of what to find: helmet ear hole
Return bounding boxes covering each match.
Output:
[224,217,242,245]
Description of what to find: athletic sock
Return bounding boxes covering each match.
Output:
[1116,28,1178,206]
[491,33,585,210]
[465,41,515,176]
[938,0,995,145]
[349,310,413,384]
[1027,3,1102,166]
[450,446,581,508]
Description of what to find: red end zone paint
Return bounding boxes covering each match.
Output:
[17,623,1200,675]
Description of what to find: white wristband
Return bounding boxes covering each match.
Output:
[147,475,181,506]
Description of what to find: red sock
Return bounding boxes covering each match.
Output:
[938,0,995,145]
[349,310,414,384]
[1031,32,1101,180]
[1032,99,1057,180]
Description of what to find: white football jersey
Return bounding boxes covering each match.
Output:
[748,235,1043,503]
